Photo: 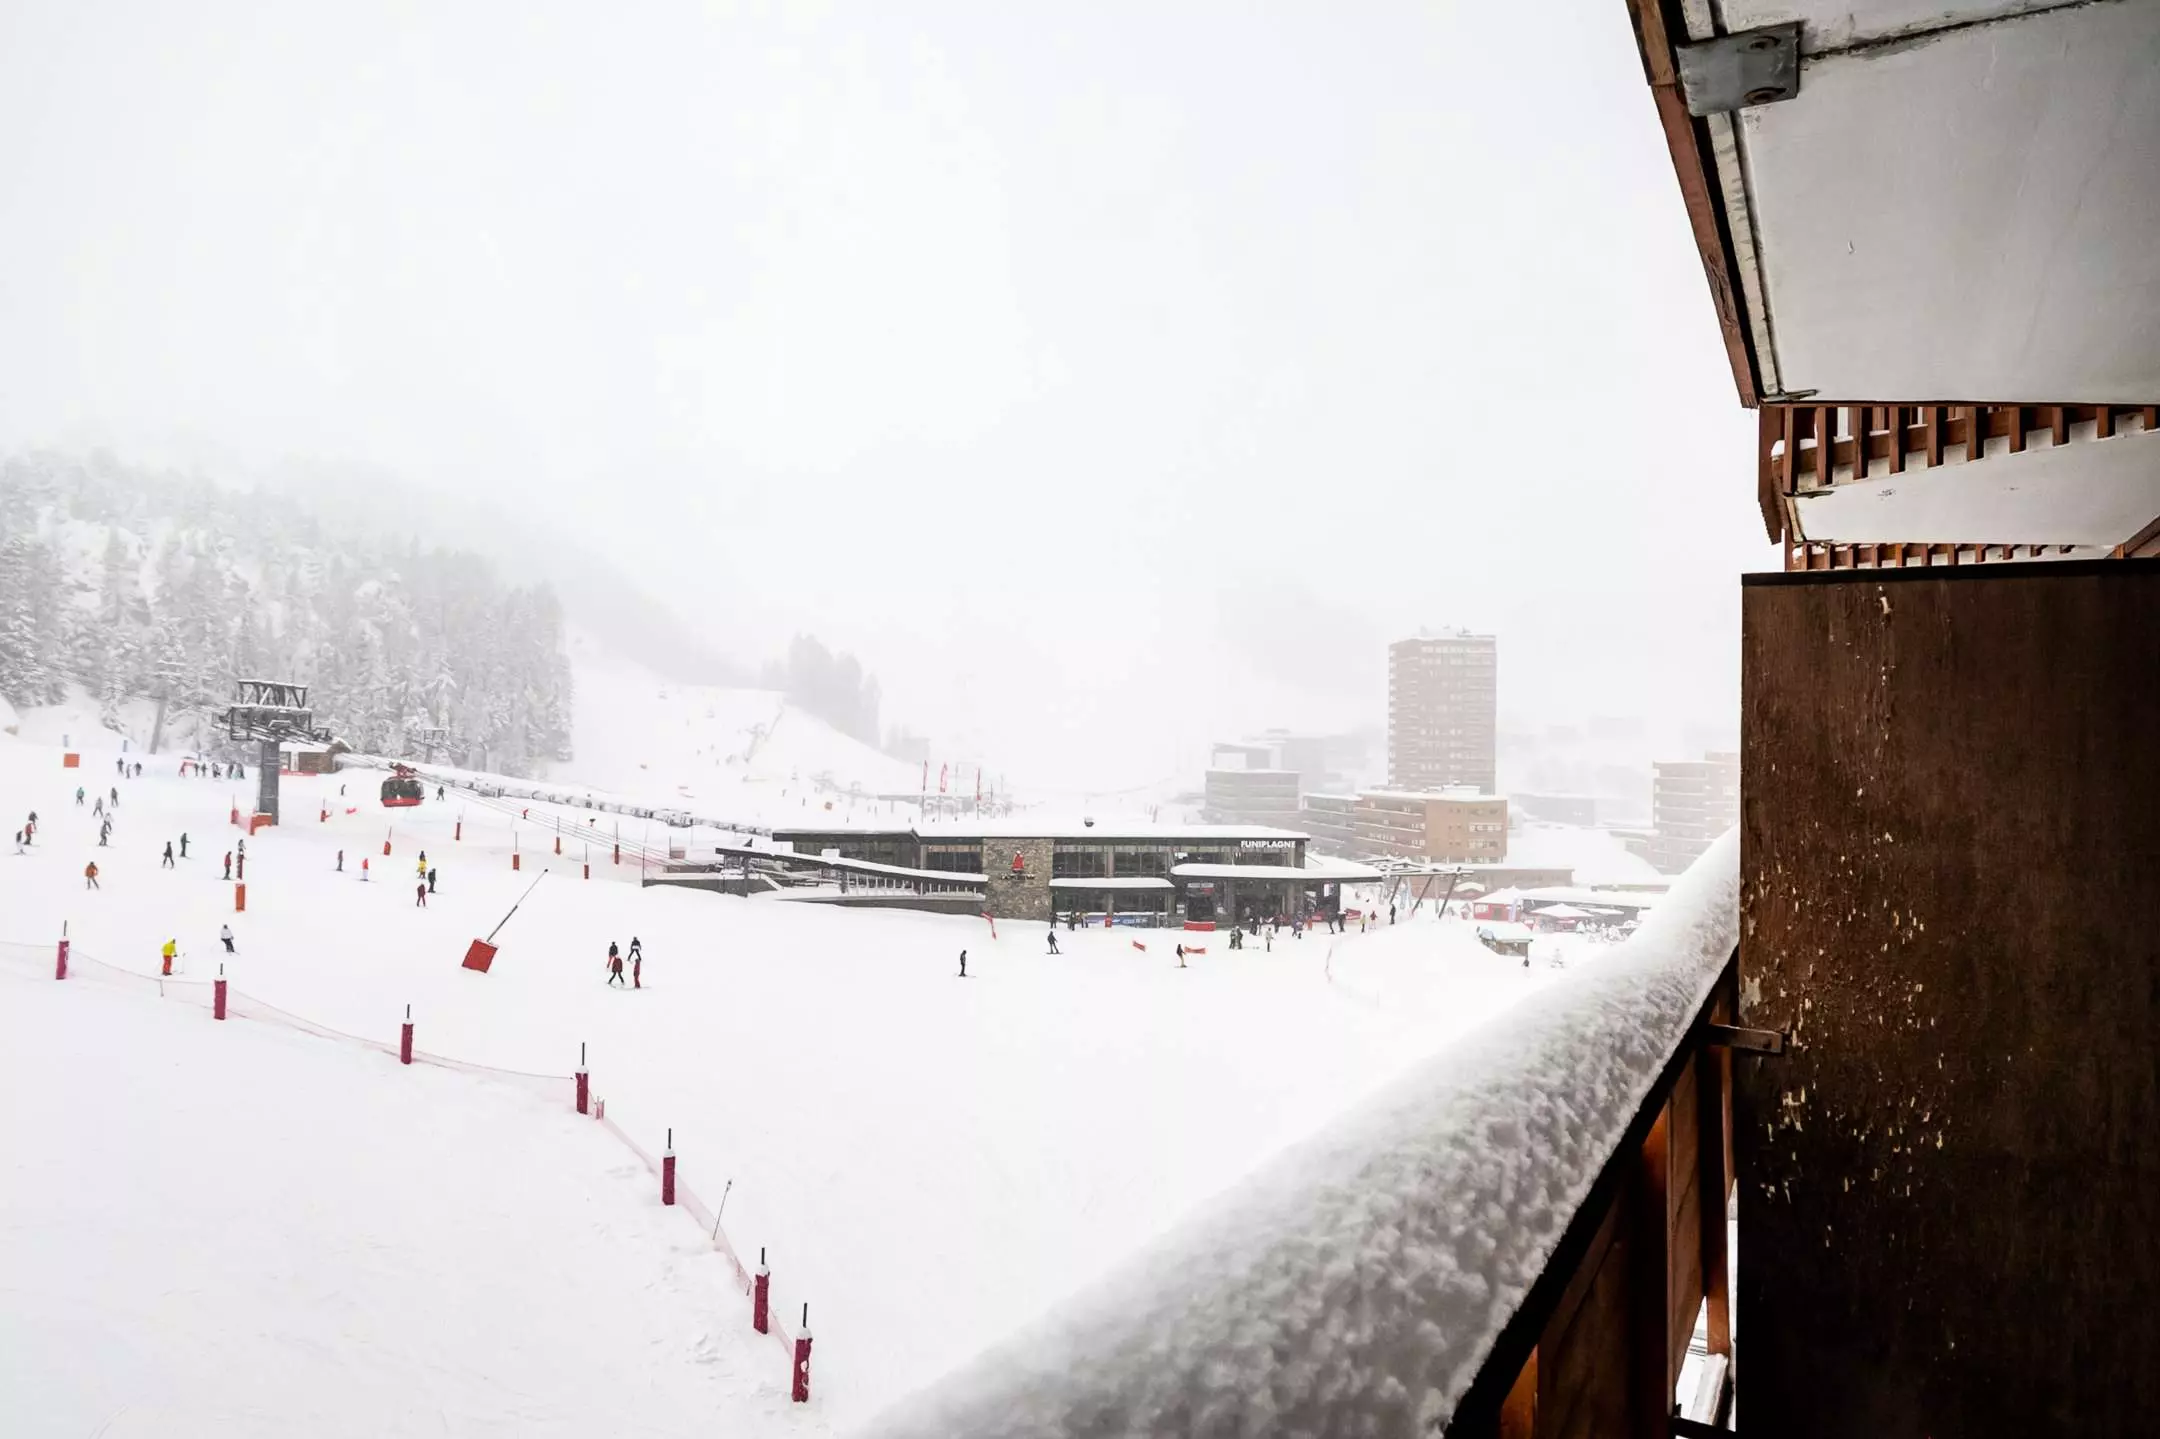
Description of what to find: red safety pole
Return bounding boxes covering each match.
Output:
[455,816,462,841]
[213,966,228,1021]
[55,923,68,981]
[575,1042,589,1115]
[661,1129,676,1206]
[792,1308,813,1403]
[235,882,247,913]
[383,828,392,857]
[400,1004,414,1065]
[754,1251,770,1333]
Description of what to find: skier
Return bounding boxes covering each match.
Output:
[98,821,111,847]
[84,861,100,889]
[958,949,968,978]
[93,795,104,818]
[336,849,344,873]
[415,880,427,908]
[417,852,428,878]
[436,786,445,801]
[237,838,246,858]
[12,830,23,854]
[220,924,235,953]
[1176,943,1187,969]
[628,936,643,964]
[110,786,119,807]
[427,866,437,893]
[607,940,620,970]
[75,786,84,806]
[116,758,124,776]
[1265,926,1273,952]
[161,938,177,976]
[179,832,189,859]
[133,762,142,778]
[161,840,175,869]
[632,947,643,989]
[1047,928,1061,955]
[1389,904,1397,926]
[361,856,370,882]
[223,850,233,880]
[606,946,626,987]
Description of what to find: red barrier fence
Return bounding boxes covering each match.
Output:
[10,937,813,1402]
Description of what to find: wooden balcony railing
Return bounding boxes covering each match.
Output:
[1449,951,1740,1438]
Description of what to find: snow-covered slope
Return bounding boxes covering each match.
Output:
[2,727,1605,1429]
[0,954,822,1438]
[553,638,924,807]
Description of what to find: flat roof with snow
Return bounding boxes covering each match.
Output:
[770,819,1311,843]
[1047,877,1176,891]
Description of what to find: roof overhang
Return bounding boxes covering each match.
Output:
[1626,0,2160,557]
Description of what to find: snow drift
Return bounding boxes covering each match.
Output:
[867,831,1740,1438]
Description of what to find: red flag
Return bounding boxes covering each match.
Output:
[1185,946,1207,955]
[1131,940,1147,953]
[980,912,997,940]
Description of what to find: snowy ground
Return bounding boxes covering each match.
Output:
[1,728,1596,1431]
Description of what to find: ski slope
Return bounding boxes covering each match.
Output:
[555,643,926,813]
[1,730,1590,1431]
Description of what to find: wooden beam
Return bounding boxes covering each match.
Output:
[2007,405,2026,453]
[1926,405,1943,466]
[1631,1105,1675,1439]
[2051,405,2069,447]
[1625,0,1758,406]
[2096,405,2115,439]
[1756,408,1786,543]
[1885,405,1904,474]
[2118,512,2160,559]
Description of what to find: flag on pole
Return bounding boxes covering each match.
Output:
[939,763,948,794]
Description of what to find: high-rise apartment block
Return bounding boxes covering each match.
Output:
[1387,631,1498,793]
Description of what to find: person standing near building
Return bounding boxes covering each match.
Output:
[220,924,235,953]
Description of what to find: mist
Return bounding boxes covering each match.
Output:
[0,1,1773,790]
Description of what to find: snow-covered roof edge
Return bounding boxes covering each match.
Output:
[864,830,1740,1439]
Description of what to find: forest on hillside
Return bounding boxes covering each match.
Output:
[0,451,573,772]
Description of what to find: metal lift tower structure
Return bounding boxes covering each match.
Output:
[217,679,334,824]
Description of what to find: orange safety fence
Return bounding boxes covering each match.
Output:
[3,935,811,1394]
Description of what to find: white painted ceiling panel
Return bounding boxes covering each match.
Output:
[1739,0,2160,401]
[1795,429,2160,545]
[1717,1,2076,51]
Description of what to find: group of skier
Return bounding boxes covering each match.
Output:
[604,937,644,988]
[176,758,244,780]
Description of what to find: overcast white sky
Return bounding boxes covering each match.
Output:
[0,1,1775,789]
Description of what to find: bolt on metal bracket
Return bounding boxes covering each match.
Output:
[1677,23,1801,117]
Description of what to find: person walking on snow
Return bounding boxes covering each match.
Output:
[415,880,427,908]
[1047,927,1060,955]
[179,832,189,859]
[220,924,234,953]
[110,786,119,807]
[632,948,643,989]
[628,936,643,964]
[99,820,111,847]
[223,851,233,879]
[161,841,175,869]
[361,856,369,881]
[606,946,625,987]
[161,938,177,976]
[93,795,104,818]
[75,786,84,806]
[1176,943,1188,969]
[335,849,343,873]
[417,853,427,878]
[958,949,968,978]
[116,758,124,776]
[84,861,99,889]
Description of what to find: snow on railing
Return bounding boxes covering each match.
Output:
[4,935,813,1400]
[867,831,1741,1439]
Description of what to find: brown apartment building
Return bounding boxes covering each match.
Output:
[1388,631,1497,793]
[1353,789,1507,863]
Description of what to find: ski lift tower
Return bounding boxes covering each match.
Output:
[217,679,334,824]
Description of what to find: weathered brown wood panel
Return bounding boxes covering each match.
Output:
[1538,1200,1633,1439]
[1739,561,2160,1435]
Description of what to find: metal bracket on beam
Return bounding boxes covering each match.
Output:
[1677,23,1800,116]
[1704,1022,1787,1056]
